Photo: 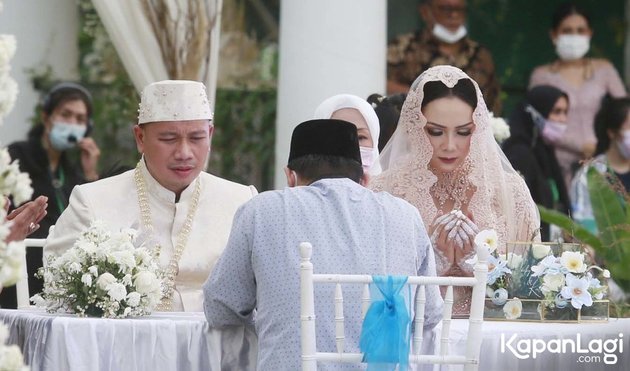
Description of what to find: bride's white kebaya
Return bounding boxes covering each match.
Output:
[370,65,540,316]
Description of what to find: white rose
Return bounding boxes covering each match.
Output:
[123,307,132,317]
[474,229,498,253]
[541,273,565,293]
[126,292,141,307]
[107,282,127,302]
[0,345,26,370]
[108,250,136,273]
[560,251,586,273]
[503,299,523,320]
[134,271,160,295]
[506,252,523,269]
[81,273,93,287]
[96,272,117,291]
[531,244,551,259]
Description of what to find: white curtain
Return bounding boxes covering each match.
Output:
[90,0,222,109]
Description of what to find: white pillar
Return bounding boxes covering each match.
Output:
[274,0,387,188]
[0,0,79,144]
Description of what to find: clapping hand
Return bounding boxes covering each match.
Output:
[5,196,48,242]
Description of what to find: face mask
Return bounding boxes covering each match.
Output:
[359,146,374,172]
[616,131,630,160]
[555,34,590,61]
[541,120,567,145]
[432,23,467,44]
[49,122,87,151]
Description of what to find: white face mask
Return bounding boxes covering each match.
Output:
[359,146,374,172]
[555,34,590,61]
[616,131,630,160]
[49,122,87,151]
[432,23,467,44]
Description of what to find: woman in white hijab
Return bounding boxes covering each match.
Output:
[370,65,540,316]
[314,94,382,175]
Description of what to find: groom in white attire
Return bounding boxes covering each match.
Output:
[45,80,257,312]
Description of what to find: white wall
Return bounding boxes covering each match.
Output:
[0,0,79,144]
[274,0,387,188]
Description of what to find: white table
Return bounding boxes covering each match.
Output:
[432,318,630,371]
[3,309,629,371]
[0,309,257,371]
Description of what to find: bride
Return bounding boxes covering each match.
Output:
[370,65,540,315]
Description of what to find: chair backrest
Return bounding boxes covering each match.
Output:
[299,242,489,371]
[15,226,54,309]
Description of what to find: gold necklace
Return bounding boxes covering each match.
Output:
[134,160,201,311]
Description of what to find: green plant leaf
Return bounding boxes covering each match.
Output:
[537,205,602,250]
[587,167,630,274]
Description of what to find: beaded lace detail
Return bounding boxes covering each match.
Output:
[134,160,201,311]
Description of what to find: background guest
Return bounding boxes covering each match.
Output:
[314,94,382,175]
[503,85,571,241]
[0,82,100,308]
[571,97,630,233]
[387,0,502,114]
[529,1,626,192]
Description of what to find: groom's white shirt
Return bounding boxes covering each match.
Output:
[45,162,257,311]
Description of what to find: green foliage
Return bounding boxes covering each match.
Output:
[537,206,602,250]
[73,0,277,187]
[209,88,276,191]
[539,166,630,294]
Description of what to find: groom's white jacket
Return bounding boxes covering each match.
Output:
[44,164,257,312]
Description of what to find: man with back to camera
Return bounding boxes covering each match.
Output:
[203,119,442,369]
[44,80,257,312]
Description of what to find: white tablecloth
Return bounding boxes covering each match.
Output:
[0,309,257,371]
[2,309,629,370]
[433,318,630,371]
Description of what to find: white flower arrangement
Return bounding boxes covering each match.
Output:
[0,0,31,304]
[0,323,28,371]
[530,250,607,311]
[466,229,513,309]
[488,112,510,144]
[0,148,34,290]
[32,220,164,318]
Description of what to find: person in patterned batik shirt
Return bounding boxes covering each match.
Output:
[387,0,502,114]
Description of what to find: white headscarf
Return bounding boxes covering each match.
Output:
[371,65,540,250]
[314,94,382,175]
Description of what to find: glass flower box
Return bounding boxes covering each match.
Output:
[483,242,609,323]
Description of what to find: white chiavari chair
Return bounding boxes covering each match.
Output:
[299,242,489,371]
[15,226,53,309]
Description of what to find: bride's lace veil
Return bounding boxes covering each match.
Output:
[371,65,540,249]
